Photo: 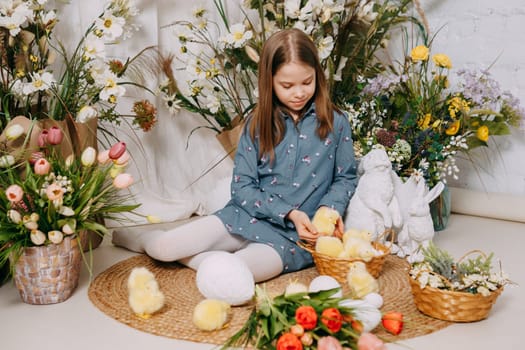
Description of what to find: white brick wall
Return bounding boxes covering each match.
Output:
[419,0,525,195]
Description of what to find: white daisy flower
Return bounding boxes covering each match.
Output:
[94,12,125,41]
[83,33,106,60]
[222,23,253,48]
[22,71,55,95]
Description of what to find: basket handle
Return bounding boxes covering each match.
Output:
[377,228,395,244]
[457,249,487,264]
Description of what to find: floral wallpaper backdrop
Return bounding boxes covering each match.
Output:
[36,0,525,225]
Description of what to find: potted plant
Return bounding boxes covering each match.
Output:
[0,123,140,304]
[408,242,512,322]
[0,0,158,138]
[350,42,524,229]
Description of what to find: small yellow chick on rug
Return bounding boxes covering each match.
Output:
[127,267,165,319]
[193,299,231,331]
[346,261,379,299]
[312,206,340,236]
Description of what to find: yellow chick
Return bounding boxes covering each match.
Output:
[346,261,379,299]
[343,237,376,262]
[312,207,340,236]
[193,299,231,331]
[127,267,165,319]
[342,228,373,243]
[315,236,344,257]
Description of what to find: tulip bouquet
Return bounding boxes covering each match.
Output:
[0,122,140,276]
[221,285,389,350]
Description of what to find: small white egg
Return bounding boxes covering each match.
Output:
[308,275,342,298]
[363,292,383,308]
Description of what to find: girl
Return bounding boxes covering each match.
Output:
[113,28,357,282]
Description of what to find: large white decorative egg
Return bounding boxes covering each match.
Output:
[196,252,255,306]
[363,292,383,309]
[308,275,342,298]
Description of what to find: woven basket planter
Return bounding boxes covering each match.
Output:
[12,236,82,305]
[408,276,504,322]
[298,240,389,284]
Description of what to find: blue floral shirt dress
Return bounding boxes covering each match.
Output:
[215,104,358,273]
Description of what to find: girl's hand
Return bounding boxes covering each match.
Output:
[333,216,345,239]
[287,209,319,243]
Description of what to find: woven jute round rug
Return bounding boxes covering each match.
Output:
[88,254,451,345]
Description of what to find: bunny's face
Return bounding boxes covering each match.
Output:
[361,149,391,172]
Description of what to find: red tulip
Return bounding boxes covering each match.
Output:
[276,333,303,350]
[109,141,126,160]
[34,158,51,175]
[47,126,64,145]
[295,305,318,330]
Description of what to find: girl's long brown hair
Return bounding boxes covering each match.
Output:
[250,28,335,162]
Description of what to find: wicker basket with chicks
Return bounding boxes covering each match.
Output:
[298,207,390,283]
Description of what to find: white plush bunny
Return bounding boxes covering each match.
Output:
[394,176,444,263]
[344,149,403,242]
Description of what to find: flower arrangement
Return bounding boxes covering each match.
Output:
[221,284,396,350]
[0,121,140,276]
[409,243,511,296]
[158,0,419,136]
[0,0,157,134]
[348,42,524,186]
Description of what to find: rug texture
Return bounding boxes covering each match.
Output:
[88,254,450,345]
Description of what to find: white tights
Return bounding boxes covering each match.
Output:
[112,215,284,282]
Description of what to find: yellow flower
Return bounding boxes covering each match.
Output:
[432,54,452,69]
[410,45,429,62]
[433,74,449,88]
[447,95,470,118]
[418,113,431,129]
[446,120,461,135]
[477,125,489,142]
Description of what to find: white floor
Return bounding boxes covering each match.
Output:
[1,213,523,350]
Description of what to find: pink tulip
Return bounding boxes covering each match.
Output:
[317,336,343,350]
[6,184,24,202]
[114,150,130,166]
[34,158,51,175]
[357,333,387,350]
[46,183,64,201]
[113,173,133,189]
[108,141,126,160]
[97,149,110,164]
[38,129,49,147]
[47,126,64,145]
[29,151,45,164]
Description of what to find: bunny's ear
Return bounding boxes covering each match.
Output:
[425,181,445,203]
